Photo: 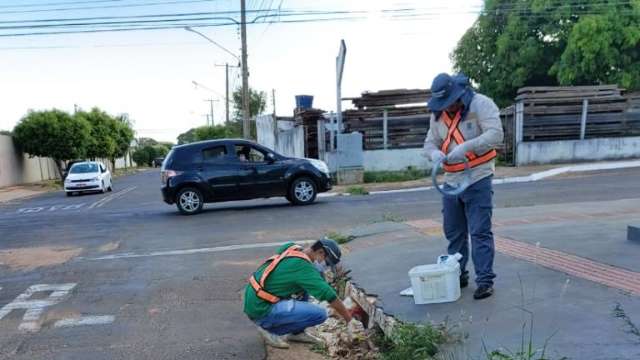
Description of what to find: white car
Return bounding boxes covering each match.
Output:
[64,161,113,196]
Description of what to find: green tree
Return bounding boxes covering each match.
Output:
[13,109,91,176]
[110,117,135,169]
[132,145,157,167]
[76,108,117,161]
[232,87,267,120]
[138,137,158,147]
[452,0,640,106]
[177,128,197,145]
[193,124,239,141]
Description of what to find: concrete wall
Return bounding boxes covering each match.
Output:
[256,115,304,159]
[363,148,430,171]
[0,134,60,187]
[516,136,640,165]
[0,134,136,188]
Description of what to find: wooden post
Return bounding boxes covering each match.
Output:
[383,108,389,150]
[317,119,326,161]
[580,99,589,140]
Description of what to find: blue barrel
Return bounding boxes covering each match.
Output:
[295,95,314,109]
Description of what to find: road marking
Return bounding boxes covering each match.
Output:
[85,240,315,261]
[17,203,86,214]
[0,283,76,332]
[88,186,136,209]
[54,315,115,328]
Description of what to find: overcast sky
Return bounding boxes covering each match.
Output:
[0,0,483,142]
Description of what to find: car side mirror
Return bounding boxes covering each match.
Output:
[266,153,276,163]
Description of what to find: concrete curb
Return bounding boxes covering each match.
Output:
[321,160,640,197]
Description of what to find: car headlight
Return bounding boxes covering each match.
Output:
[91,176,100,181]
[308,159,330,175]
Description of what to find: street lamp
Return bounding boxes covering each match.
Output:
[184,18,250,139]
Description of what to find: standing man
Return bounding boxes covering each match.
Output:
[424,73,504,300]
[243,239,353,348]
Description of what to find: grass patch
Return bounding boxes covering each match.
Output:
[381,212,406,223]
[325,231,355,245]
[374,323,448,360]
[309,342,329,356]
[364,167,427,184]
[345,186,369,196]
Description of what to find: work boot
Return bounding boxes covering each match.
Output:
[287,331,322,344]
[459,271,469,288]
[256,326,290,349]
[473,286,494,300]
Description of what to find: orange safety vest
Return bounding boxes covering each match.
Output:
[440,111,497,173]
[249,245,312,304]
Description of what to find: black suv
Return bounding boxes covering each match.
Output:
[161,139,332,215]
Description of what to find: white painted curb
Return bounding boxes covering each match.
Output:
[322,160,640,197]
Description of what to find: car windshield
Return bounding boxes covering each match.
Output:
[70,163,98,174]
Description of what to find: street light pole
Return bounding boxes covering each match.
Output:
[215,63,239,125]
[240,0,251,139]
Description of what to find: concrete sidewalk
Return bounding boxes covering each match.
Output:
[0,185,51,204]
[343,198,640,359]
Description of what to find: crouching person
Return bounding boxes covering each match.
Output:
[243,239,352,349]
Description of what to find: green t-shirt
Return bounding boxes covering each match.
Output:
[243,242,338,320]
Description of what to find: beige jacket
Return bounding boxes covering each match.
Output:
[423,93,504,186]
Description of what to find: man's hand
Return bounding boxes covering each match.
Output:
[329,298,352,323]
[430,150,446,163]
[447,142,473,162]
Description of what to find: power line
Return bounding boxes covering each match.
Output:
[0,0,218,14]
[0,0,122,9]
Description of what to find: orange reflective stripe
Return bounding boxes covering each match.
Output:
[440,112,461,154]
[439,111,496,172]
[249,245,312,304]
[249,276,280,303]
[443,149,497,173]
[259,246,310,286]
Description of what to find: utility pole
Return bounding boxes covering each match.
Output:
[272,89,276,116]
[215,63,239,125]
[204,99,219,126]
[240,0,251,139]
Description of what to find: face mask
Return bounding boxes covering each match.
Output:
[314,261,327,274]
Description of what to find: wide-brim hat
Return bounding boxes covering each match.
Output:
[428,73,469,112]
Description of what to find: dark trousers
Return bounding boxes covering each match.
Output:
[442,175,496,287]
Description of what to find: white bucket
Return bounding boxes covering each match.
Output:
[407,254,462,305]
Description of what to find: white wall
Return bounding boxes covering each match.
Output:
[0,134,60,187]
[363,148,430,172]
[516,136,640,165]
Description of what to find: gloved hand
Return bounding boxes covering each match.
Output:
[447,142,473,162]
[430,150,446,163]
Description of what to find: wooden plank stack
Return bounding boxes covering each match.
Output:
[343,89,432,150]
[517,85,640,141]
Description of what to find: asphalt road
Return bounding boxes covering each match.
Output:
[1,167,640,359]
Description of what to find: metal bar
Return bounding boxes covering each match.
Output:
[383,108,388,150]
[580,99,589,140]
[515,101,524,166]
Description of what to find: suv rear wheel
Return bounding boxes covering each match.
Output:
[288,177,317,205]
[176,187,204,215]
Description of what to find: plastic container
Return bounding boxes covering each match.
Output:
[295,95,314,109]
[407,253,462,305]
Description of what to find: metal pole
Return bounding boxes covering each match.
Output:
[383,108,389,150]
[515,101,524,166]
[329,111,335,151]
[225,63,230,125]
[336,63,342,136]
[272,89,276,116]
[240,0,251,139]
[580,99,589,140]
[209,99,215,126]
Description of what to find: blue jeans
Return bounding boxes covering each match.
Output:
[255,299,328,336]
[442,175,496,287]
